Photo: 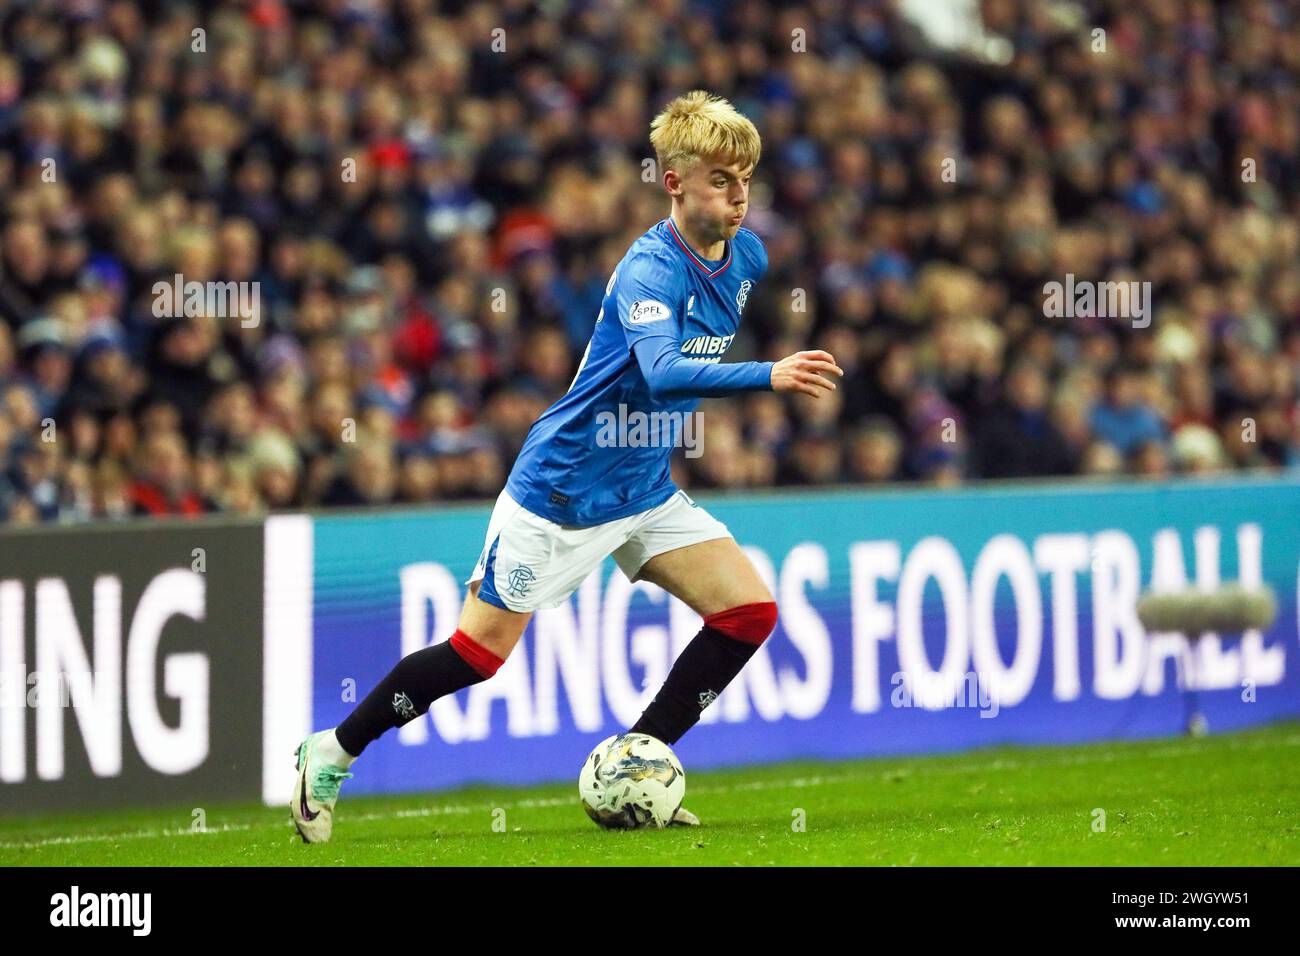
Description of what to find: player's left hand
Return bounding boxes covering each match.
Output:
[770,350,844,398]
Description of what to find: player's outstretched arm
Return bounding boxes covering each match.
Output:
[632,335,776,400]
[615,251,840,401]
[769,349,844,398]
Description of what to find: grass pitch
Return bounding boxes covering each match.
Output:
[3,721,1297,867]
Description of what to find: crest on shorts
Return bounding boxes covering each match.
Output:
[506,563,536,597]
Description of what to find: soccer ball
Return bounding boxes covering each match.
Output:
[578,733,686,829]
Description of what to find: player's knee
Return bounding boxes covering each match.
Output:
[703,600,778,646]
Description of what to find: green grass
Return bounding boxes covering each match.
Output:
[3,721,1298,866]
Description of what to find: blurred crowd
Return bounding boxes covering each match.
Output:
[1,0,1298,524]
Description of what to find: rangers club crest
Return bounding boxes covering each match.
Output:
[736,279,753,315]
[392,692,417,721]
[507,563,536,597]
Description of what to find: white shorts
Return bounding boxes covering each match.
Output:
[465,488,732,612]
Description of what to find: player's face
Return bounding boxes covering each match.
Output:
[675,155,753,242]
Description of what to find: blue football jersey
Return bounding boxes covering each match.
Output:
[504,217,773,527]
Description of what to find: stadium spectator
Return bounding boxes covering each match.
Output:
[973,358,1077,478]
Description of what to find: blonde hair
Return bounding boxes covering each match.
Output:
[649,90,761,176]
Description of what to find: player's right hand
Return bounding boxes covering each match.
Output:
[770,350,843,397]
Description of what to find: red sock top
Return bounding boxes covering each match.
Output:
[450,628,506,678]
[703,601,778,645]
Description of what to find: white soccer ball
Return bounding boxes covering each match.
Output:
[578,732,686,829]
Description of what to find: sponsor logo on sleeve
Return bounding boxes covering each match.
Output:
[628,299,672,325]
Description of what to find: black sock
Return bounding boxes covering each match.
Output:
[335,641,485,757]
[629,624,760,745]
